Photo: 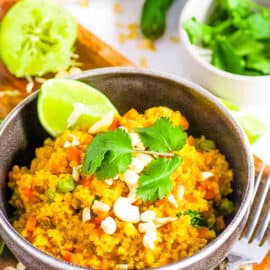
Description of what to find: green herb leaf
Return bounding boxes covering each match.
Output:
[184,0,270,75]
[136,156,181,201]
[135,117,187,152]
[82,128,132,179]
[184,17,213,45]
[177,210,208,227]
[247,53,270,74]
[212,36,243,74]
[248,13,270,40]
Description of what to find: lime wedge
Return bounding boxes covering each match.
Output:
[219,98,266,144]
[234,113,266,144]
[37,78,118,136]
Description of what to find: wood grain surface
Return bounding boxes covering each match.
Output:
[0,1,269,269]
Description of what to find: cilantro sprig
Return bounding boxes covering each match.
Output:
[82,117,187,201]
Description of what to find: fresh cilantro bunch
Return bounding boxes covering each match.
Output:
[184,0,270,75]
[82,117,187,202]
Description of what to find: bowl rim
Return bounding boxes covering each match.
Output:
[179,0,270,81]
[0,67,255,269]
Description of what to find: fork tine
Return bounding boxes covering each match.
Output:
[256,177,270,245]
[245,169,270,242]
[240,162,265,239]
[259,219,270,246]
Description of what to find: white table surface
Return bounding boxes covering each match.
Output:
[63,0,270,164]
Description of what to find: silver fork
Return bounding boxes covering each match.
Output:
[224,162,270,270]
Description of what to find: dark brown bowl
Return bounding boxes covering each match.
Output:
[0,68,254,270]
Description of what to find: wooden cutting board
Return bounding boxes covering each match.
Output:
[0,1,269,269]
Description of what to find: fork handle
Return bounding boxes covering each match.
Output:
[224,253,257,270]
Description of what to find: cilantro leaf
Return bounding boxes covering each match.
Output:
[184,17,213,45]
[82,128,132,179]
[247,53,270,74]
[135,117,187,152]
[248,13,270,40]
[177,210,208,227]
[136,156,181,201]
[212,36,243,74]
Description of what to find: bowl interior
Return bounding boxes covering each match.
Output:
[0,70,251,218]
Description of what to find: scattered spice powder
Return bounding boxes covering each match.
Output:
[137,38,156,51]
[169,36,180,44]
[117,33,129,44]
[115,23,126,29]
[127,23,138,39]
[139,56,148,68]
[113,3,122,13]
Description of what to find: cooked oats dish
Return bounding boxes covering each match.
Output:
[8,106,234,270]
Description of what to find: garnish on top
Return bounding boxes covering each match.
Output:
[82,117,187,202]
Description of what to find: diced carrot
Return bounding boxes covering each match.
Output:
[197,227,214,239]
[81,177,92,187]
[26,216,36,232]
[108,118,119,131]
[63,252,72,263]
[198,180,218,200]
[22,187,35,200]
[66,147,81,163]
[93,217,103,226]
[254,251,270,270]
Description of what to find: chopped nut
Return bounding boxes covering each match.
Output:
[138,222,156,233]
[168,194,179,208]
[113,197,140,223]
[92,200,110,213]
[101,216,117,235]
[140,210,156,222]
[82,207,91,222]
[143,229,157,250]
[201,171,214,180]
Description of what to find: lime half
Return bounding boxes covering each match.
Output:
[0,0,77,77]
[37,78,118,136]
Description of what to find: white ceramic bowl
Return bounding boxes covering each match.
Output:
[179,0,270,107]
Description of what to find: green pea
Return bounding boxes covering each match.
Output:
[218,198,235,216]
[57,177,75,193]
[199,139,216,151]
